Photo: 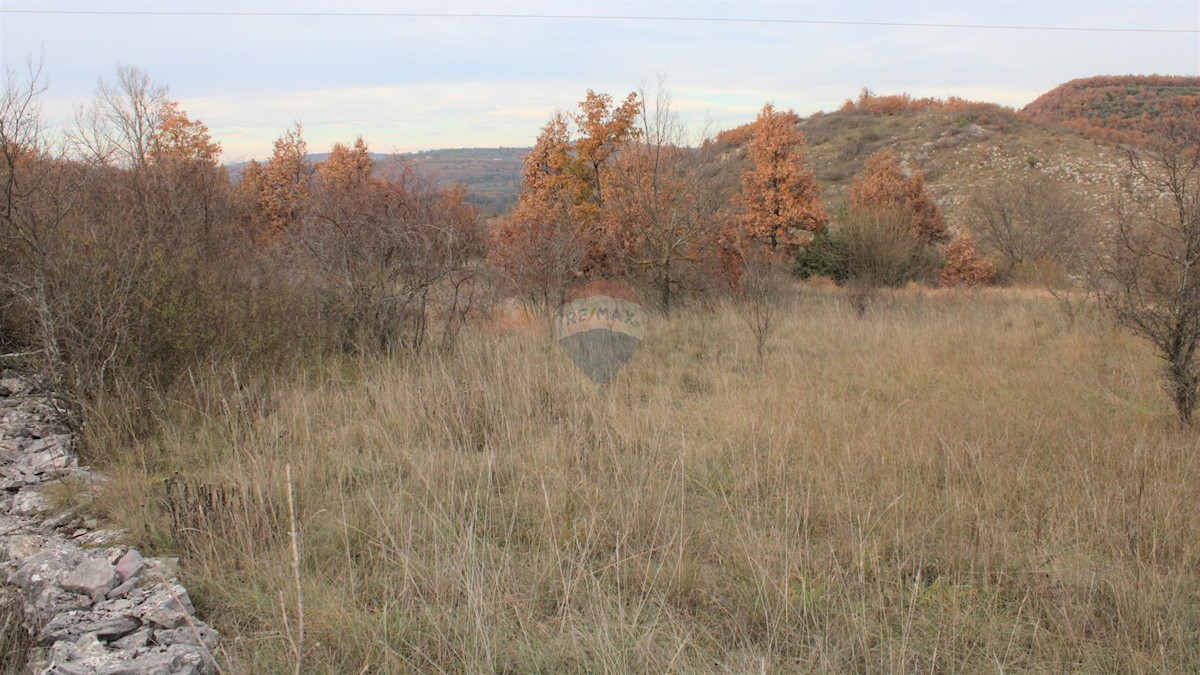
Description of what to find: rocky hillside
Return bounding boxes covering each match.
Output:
[699,92,1131,234]
[794,102,1128,228]
[450,100,1131,228]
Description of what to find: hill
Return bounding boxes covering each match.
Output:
[709,90,1129,232]
[1021,75,1200,141]
[800,102,1125,224]
[401,147,527,214]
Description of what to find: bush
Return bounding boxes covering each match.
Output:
[938,233,997,287]
[794,230,847,281]
[837,207,936,288]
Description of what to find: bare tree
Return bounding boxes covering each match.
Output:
[970,171,1091,281]
[733,248,789,364]
[1102,120,1200,426]
[0,59,75,378]
[969,171,1096,322]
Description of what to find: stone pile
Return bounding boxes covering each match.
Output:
[1,372,219,674]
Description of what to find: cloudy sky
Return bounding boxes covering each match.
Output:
[2,0,1197,162]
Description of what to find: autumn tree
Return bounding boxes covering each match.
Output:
[488,91,640,318]
[298,138,482,350]
[848,149,948,245]
[239,123,311,242]
[151,100,221,165]
[938,232,996,287]
[604,83,725,313]
[2,64,256,404]
[316,136,373,192]
[732,103,826,254]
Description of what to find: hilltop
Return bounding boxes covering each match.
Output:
[707,89,1130,231]
[797,98,1127,226]
[1022,74,1200,141]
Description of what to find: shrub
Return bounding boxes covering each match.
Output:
[837,206,936,288]
[938,233,997,287]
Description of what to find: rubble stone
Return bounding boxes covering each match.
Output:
[1,375,219,674]
[59,557,116,603]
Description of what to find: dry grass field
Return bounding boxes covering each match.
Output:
[83,285,1200,673]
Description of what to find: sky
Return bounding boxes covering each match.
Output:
[2,0,1198,163]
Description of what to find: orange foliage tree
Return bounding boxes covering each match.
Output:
[315,136,373,193]
[488,91,640,313]
[146,100,228,234]
[151,101,221,165]
[848,149,948,245]
[238,123,311,243]
[730,103,826,254]
[604,85,725,312]
[297,137,483,349]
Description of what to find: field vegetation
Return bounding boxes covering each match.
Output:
[87,287,1200,673]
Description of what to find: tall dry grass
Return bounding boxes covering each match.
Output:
[88,287,1200,673]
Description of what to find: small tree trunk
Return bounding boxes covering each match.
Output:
[659,258,672,315]
[1169,357,1198,428]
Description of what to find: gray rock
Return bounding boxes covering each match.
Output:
[40,510,82,534]
[106,575,139,600]
[60,557,116,603]
[11,488,51,515]
[94,595,137,614]
[40,608,141,643]
[110,626,152,650]
[1,382,219,672]
[122,644,213,675]
[154,624,219,651]
[30,585,92,624]
[1,533,46,563]
[138,582,195,629]
[42,634,214,675]
[20,437,73,474]
[9,542,82,594]
[71,529,126,547]
[114,549,144,582]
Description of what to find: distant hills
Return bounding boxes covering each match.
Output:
[389,147,526,214]
[228,147,528,215]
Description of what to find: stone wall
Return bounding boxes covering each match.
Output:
[1,373,219,674]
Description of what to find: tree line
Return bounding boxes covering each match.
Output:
[2,64,1198,432]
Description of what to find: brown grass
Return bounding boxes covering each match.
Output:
[88,287,1200,673]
